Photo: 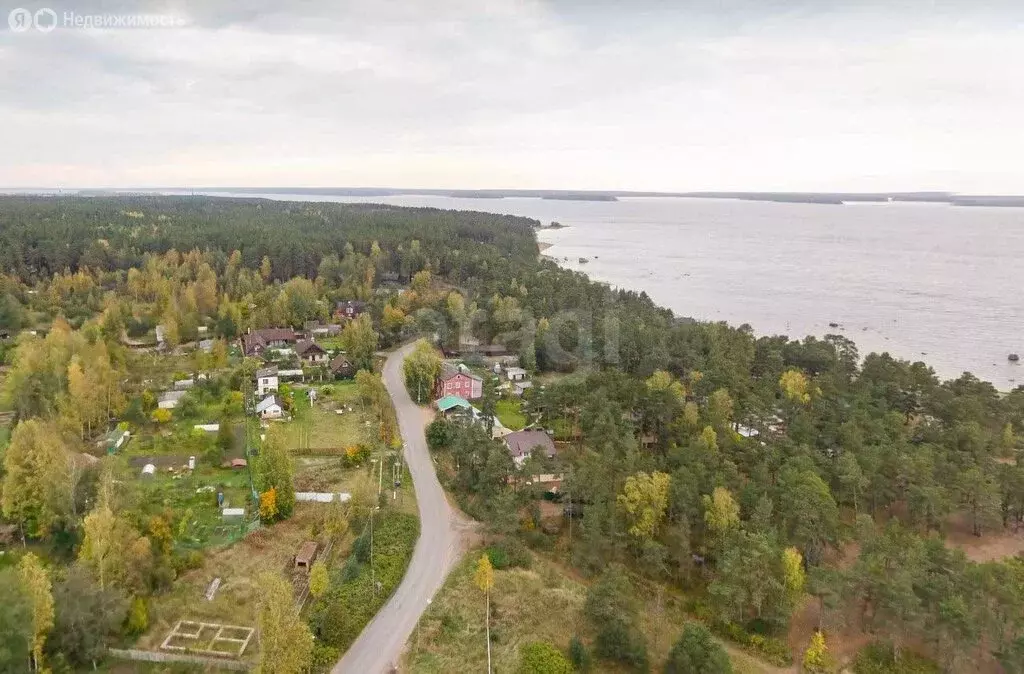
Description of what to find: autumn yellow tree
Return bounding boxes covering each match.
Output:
[1,419,72,538]
[780,369,814,404]
[703,487,740,551]
[256,572,314,674]
[259,487,279,520]
[617,471,671,540]
[309,560,329,599]
[802,631,832,673]
[18,552,54,672]
[79,502,153,592]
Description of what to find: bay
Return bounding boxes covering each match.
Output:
[173,191,1024,390]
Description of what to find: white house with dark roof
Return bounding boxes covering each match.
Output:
[255,366,279,396]
[256,395,283,420]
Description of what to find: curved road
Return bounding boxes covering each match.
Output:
[333,343,468,673]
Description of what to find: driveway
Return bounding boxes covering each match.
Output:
[333,343,470,673]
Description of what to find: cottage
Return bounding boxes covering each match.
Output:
[435,363,483,400]
[505,367,528,382]
[158,390,187,409]
[256,395,283,420]
[334,300,367,321]
[242,328,297,357]
[295,339,329,366]
[255,366,279,396]
[329,354,356,380]
[503,430,556,468]
[174,378,195,390]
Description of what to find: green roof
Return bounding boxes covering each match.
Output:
[435,394,471,412]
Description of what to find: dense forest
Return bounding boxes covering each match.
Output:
[1,195,1023,673]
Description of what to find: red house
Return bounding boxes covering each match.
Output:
[435,364,483,400]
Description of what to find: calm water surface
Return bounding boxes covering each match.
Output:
[183,192,1024,389]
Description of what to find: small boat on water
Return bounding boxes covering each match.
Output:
[578,257,589,264]
[1010,353,1020,362]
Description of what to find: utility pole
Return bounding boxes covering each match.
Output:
[370,505,376,596]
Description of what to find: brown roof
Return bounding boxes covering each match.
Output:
[295,339,326,356]
[295,541,318,565]
[503,430,556,459]
[257,328,297,343]
[330,354,353,372]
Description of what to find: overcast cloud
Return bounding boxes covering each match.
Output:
[0,0,1022,191]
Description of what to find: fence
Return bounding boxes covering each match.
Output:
[107,648,252,671]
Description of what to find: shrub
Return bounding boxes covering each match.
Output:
[569,636,591,671]
[853,643,941,674]
[125,597,148,635]
[709,620,791,667]
[311,643,340,672]
[486,544,510,569]
[665,623,732,674]
[518,641,573,674]
[342,444,372,467]
[594,620,649,670]
[426,418,454,450]
[172,550,204,573]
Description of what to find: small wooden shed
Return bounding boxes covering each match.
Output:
[294,541,318,572]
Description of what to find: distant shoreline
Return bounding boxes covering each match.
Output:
[10,188,1024,208]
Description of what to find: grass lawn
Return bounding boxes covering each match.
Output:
[281,382,371,451]
[403,550,782,674]
[495,399,527,431]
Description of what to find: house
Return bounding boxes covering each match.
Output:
[329,354,356,379]
[255,366,279,396]
[198,339,214,353]
[173,378,195,390]
[435,394,472,417]
[256,395,283,420]
[503,430,557,468]
[334,300,367,321]
[241,328,297,357]
[305,321,343,338]
[435,363,483,400]
[513,381,533,396]
[158,390,187,409]
[295,339,329,366]
[505,367,528,382]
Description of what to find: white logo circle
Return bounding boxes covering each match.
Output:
[8,7,32,32]
[34,7,56,32]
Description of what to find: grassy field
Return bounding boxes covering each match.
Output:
[281,381,370,451]
[495,399,526,431]
[137,505,329,660]
[403,550,783,674]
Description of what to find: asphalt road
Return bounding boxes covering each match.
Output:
[333,343,467,673]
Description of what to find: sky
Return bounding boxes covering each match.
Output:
[1,0,1023,192]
